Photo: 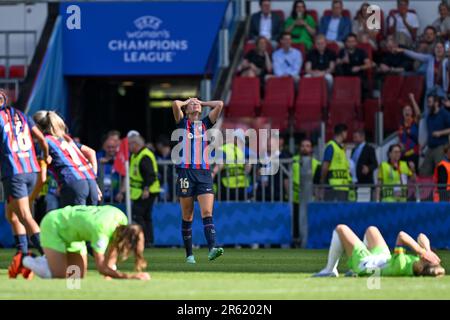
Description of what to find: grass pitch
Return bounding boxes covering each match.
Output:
[1,248,450,299]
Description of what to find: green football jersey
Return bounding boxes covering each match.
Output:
[381,247,420,277]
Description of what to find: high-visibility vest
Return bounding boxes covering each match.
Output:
[379,161,410,202]
[433,160,450,202]
[220,143,249,188]
[326,140,350,191]
[292,154,320,203]
[129,148,160,200]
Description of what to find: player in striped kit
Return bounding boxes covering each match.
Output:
[172,98,224,264]
[33,111,100,207]
[0,90,51,278]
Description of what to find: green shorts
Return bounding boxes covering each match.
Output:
[40,212,87,255]
[348,242,391,276]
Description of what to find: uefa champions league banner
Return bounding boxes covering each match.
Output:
[308,202,450,249]
[60,1,228,75]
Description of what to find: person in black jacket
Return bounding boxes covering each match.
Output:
[351,129,378,185]
[249,0,284,48]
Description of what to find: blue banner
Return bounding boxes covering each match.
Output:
[308,202,450,249]
[60,2,227,75]
[0,202,291,247]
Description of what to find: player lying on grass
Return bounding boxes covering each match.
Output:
[22,205,150,280]
[314,224,445,277]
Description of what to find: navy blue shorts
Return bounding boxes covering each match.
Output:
[2,172,37,202]
[60,179,99,207]
[176,168,214,198]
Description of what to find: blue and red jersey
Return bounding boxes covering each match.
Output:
[46,135,96,185]
[176,116,214,170]
[0,106,40,179]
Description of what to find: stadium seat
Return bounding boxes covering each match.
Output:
[397,75,424,107]
[294,77,327,132]
[272,10,285,21]
[330,76,361,107]
[323,9,351,19]
[382,75,405,133]
[243,39,273,56]
[9,65,26,79]
[326,42,339,55]
[260,77,295,130]
[226,77,260,118]
[0,65,5,78]
[306,9,319,24]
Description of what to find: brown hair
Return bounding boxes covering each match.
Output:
[417,262,446,277]
[33,111,67,138]
[110,224,147,272]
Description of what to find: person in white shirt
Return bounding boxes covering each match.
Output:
[271,32,302,83]
[387,0,419,48]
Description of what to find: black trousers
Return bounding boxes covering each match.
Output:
[132,194,156,246]
[292,203,301,247]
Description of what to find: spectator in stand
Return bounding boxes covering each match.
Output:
[352,2,379,50]
[155,135,174,202]
[97,130,120,203]
[396,42,449,96]
[434,144,450,202]
[387,0,419,48]
[249,0,284,48]
[377,35,414,76]
[237,36,272,81]
[350,129,378,185]
[398,93,421,170]
[336,33,371,97]
[284,0,316,50]
[420,94,450,176]
[271,32,302,83]
[304,34,336,92]
[432,2,450,40]
[319,0,351,47]
[417,26,438,55]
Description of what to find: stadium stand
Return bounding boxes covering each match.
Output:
[226,77,261,118]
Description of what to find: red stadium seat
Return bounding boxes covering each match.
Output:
[306,9,319,24]
[330,76,361,106]
[9,65,26,79]
[326,42,340,55]
[0,65,5,78]
[323,9,352,19]
[272,10,285,21]
[397,75,424,107]
[294,77,327,132]
[260,77,295,129]
[226,77,260,118]
[243,39,273,56]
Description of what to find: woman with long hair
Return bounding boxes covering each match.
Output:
[0,89,51,278]
[23,205,149,280]
[314,224,445,277]
[284,0,316,50]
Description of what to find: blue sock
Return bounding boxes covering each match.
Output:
[30,233,44,255]
[202,217,216,251]
[14,234,28,254]
[182,220,193,258]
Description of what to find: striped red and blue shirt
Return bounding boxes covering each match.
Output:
[0,106,40,179]
[46,135,96,185]
[176,116,214,170]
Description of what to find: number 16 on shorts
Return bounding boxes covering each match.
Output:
[180,178,190,194]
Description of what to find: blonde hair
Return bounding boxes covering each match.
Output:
[110,224,147,272]
[33,111,67,138]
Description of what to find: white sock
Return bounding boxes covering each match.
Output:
[363,234,368,247]
[320,230,344,273]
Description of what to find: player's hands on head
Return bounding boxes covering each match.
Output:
[420,250,441,265]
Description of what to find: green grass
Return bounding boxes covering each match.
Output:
[1,248,450,299]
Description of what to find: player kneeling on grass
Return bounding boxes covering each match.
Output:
[22,205,150,280]
[314,224,445,277]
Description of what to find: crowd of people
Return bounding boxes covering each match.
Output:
[241,0,450,99]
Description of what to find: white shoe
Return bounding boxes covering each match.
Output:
[23,256,52,279]
[312,269,339,277]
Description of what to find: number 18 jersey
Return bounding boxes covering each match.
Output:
[0,106,40,179]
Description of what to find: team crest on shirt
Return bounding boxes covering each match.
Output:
[188,133,194,139]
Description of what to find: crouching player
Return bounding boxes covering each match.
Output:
[313,224,445,277]
[23,205,150,280]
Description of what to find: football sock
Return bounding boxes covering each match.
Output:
[182,220,193,257]
[322,230,344,273]
[30,233,44,255]
[202,216,216,251]
[15,234,28,255]
[363,234,368,247]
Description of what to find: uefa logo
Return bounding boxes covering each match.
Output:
[134,16,162,30]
